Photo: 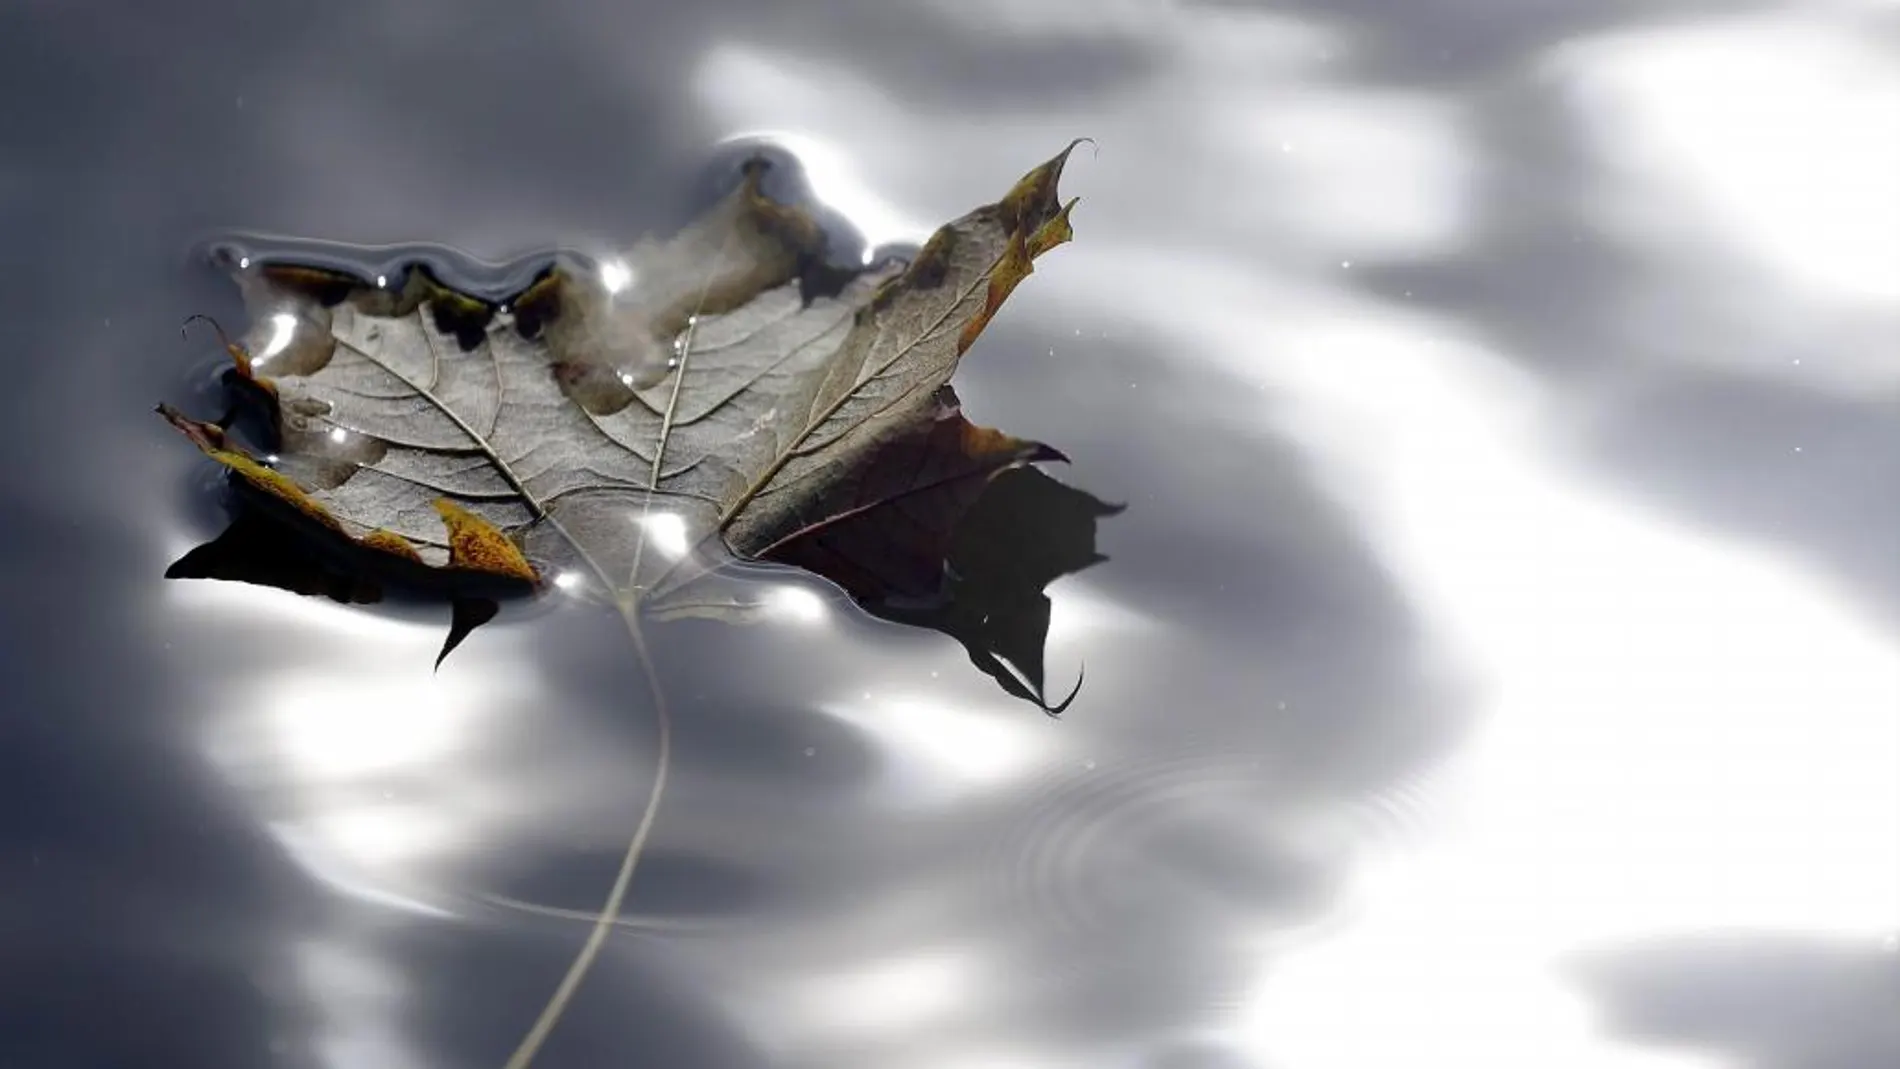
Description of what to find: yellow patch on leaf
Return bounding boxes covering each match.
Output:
[956,182,1079,357]
[361,529,424,563]
[433,499,539,583]
[157,403,345,533]
[217,451,348,534]
[1028,198,1078,258]
[957,232,1034,356]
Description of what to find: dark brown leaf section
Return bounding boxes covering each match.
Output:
[881,466,1121,714]
[757,386,1058,601]
[764,406,1121,716]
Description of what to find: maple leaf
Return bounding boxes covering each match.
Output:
[162,143,1097,677]
[157,144,1112,1069]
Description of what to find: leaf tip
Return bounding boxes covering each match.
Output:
[1043,660,1084,717]
[437,597,500,671]
[998,141,1086,237]
[182,313,256,377]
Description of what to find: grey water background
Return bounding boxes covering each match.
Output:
[3,1,1897,1067]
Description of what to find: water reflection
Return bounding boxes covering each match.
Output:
[7,0,1896,1067]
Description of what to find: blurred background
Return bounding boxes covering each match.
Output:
[2,1,1895,1067]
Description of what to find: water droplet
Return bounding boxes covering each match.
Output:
[238,256,251,269]
[666,357,678,370]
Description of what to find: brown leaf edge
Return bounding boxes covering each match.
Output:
[156,402,538,669]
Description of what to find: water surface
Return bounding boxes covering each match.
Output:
[4,2,1896,1067]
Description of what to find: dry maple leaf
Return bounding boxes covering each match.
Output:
[162,143,1092,671]
[157,143,1111,1069]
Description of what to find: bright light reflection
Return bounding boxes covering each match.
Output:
[176,581,547,917]
[271,822,452,919]
[1160,280,1900,1067]
[711,123,933,253]
[553,571,583,592]
[1071,210,1900,1066]
[638,511,690,559]
[256,311,297,364]
[600,258,633,294]
[765,584,828,625]
[785,947,978,1037]
[294,938,424,1069]
[329,427,348,444]
[820,694,1055,803]
[1554,13,1900,305]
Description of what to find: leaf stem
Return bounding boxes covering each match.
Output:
[499,597,671,1069]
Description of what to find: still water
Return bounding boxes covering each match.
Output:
[4,2,1897,1067]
